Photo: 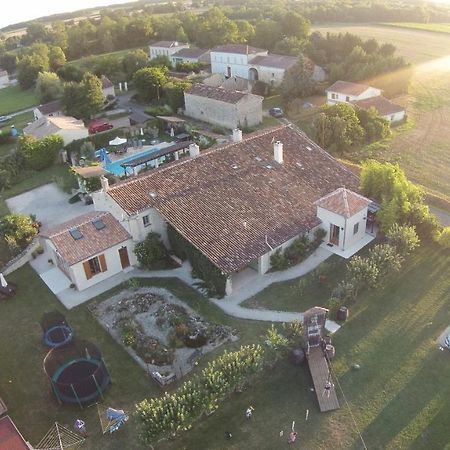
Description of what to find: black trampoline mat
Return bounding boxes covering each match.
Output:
[57,359,98,384]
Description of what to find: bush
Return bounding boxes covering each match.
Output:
[17,134,64,171]
[386,223,420,256]
[270,249,289,271]
[437,227,450,249]
[146,105,173,116]
[0,214,38,255]
[314,227,327,243]
[284,235,310,265]
[134,232,170,269]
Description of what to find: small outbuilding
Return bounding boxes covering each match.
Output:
[352,96,406,123]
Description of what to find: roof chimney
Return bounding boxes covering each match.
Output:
[100,175,109,191]
[189,142,200,158]
[232,128,242,142]
[274,141,283,164]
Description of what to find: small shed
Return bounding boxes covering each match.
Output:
[303,306,329,348]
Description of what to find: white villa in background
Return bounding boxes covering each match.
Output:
[170,48,210,66]
[149,41,189,59]
[41,125,376,295]
[0,69,10,89]
[325,80,406,123]
[210,44,326,87]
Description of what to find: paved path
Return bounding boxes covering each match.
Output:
[429,205,450,227]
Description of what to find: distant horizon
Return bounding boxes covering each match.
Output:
[0,0,137,29]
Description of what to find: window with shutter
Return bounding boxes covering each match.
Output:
[83,261,93,280]
[99,254,108,272]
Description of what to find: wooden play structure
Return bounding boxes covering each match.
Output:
[303,306,340,412]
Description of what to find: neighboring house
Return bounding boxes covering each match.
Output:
[41,211,137,291]
[352,96,406,123]
[33,99,63,120]
[326,80,382,104]
[0,69,9,89]
[90,125,375,294]
[210,44,325,86]
[203,73,250,92]
[171,47,210,66]
[184,83,263,129]
[23,115,89,145]
[101,75,115,98]
[149,41,189,60]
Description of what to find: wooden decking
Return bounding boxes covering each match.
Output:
[307,347,340,412]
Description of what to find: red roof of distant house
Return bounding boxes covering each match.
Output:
[0,416,30,450]
[36,99,62,115]
[212,44,266,55]
[250,54,299,70]
[326,80,374,96]
[352,96,405,116]
[314,187,371,218]
[101,75,114,89]
[186,83,262,104]
[172,48,208,59]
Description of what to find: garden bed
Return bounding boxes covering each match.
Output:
[90,287,236,380]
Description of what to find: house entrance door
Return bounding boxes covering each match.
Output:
[227,66,232,77]
[330,224,340,246]
[119,247,130,269]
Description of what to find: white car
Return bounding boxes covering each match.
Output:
[0,115,12,123]
[445,334,450,349]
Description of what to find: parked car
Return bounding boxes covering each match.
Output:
[0,115,12,123]
[269,107,284,118]
[444,333,450,349]
[89,121,113,134]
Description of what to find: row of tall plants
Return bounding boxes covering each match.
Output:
[136,322,303,445]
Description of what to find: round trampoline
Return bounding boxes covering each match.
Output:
[40,311,74,348]
[43,340,111,406]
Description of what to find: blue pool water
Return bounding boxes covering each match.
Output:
[105,147,161,176]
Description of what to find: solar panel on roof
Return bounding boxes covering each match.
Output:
[69,228,83,240]
[92,219,106,230]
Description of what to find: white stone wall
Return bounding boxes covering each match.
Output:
[103,85,115,98]
[149,44,189,60]
[0,74,9,89]
[251,66,286,87]
[70,239,136,291]
[184,93,262,129]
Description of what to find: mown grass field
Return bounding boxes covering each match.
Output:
[66,47,146,68]
[1,243,449,449]
[382,22,450,35]
[311,23,450,64]
[0,85,38,115]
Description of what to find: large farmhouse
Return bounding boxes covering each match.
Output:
[184,83,263,129]
[40,125,376,293]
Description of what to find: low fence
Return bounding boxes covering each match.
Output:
[1,238,40,276]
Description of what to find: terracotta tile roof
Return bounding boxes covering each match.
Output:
[106,125,359,274]
[151,40,188,48]
[352,96,405,116]
[36,99,62,115]
[326,80,373,96]
[212,44,267,55]
[172,47,208,59]
[250,54,298,70]
[314,187,371,218]
[42,211,130,266]
[0,416,29,450]
[185,84,261,104]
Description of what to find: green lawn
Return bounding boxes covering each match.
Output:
[0,268,269,449]
[158,244,450,449]
[242,255,345,312]
[0,85,38,115]
[2,243,449,449]
[67,47,146,68]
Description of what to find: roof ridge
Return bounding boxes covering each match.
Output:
[342,187,350,217]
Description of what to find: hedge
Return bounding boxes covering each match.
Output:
[167,224,226,297]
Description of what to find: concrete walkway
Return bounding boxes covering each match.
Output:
[33,246,340,332]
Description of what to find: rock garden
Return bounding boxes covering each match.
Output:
[90,287,236,385]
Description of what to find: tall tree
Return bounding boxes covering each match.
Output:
[280,55,316,99]
[49,46,66,71]
[35,71,63,103]
[133,67,168,102]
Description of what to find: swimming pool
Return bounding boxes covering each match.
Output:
[105,147,161,176]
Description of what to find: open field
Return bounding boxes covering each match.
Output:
[0,85,38,115]
[67,47,146,67]
[2,243,450,449]
[382,22,450,35]
[312,23,450,64]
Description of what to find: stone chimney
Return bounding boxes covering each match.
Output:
[274,141,283,164]
[100,175,109,191]
[189,143,200,158]
[232,128,242,142]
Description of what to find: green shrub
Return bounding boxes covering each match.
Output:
[145,105,172,116]
[437,227,450,249]
[17,134,64,171]
[314,227,327,243]
[134,232,170,270]
[284,235,310,265]
[270,249,289,271]
[0,214,38,255]
[386,223,420,256]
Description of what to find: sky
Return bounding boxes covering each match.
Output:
[0,0,137,29]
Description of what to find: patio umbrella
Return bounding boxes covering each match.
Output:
[109,136,127,146]
[0,273,7,288]
[169,126,175,137]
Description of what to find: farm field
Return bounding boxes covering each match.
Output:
[311,23,450,198]
[312,23,450,64]
[382,22,450,35]
[0,85,38,115]
[67,47,146,68]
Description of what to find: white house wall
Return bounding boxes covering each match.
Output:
[382,110,406,123]
[327,87,382,105]
[70,239,136,291]
[59,128,89,145]
[0,74,9,89]
[149,44,189,59]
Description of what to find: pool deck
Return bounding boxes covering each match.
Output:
[108,141,173,163]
